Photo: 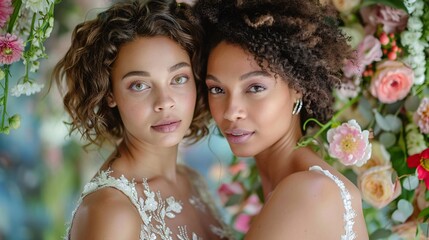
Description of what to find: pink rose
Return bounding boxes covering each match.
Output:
[414,97,429,134]
[360,4,408,34]
[370,60,414,104]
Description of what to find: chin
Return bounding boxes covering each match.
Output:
[230,147,257,158]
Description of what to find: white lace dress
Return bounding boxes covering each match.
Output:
[309,165,357,240]
[65,166,233,240]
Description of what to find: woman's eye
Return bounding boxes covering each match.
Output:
[208,87,224,94]
[172,75,189,85]
[248,85,266,93]
[130,82,149,91]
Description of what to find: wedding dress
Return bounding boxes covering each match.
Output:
[64,165,232,240]
[309,166,357,240]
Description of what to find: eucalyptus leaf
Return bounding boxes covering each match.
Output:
[392,199,413,223]
[419,222,429,237]
[379,132,397,148]
[369,228,392,239]
[402,175,419,191]
[405,95,421,112]
[373,110,391,132]
[384,115,402,133]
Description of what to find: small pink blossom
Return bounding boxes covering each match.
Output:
[370,60,414,104]
[234,213,252,233]
[228,160,248,175]
[414,97,429,134]
[327,119,372,166]
[0,33,25,65]
[360,4,408,34]
[0,0,13,28]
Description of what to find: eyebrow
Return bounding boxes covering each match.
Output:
[121,62,191,80]
[206,70,271,82]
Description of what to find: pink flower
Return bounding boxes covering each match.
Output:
[327,119,372,166]
[234,213,252,233]
[242,194,263,215]
[369,60,414,104]
[414,97,429,134]
[228,160,248,175]
[342,35,382,78]
[0,33,25,65]
[359,35,383,66]
[360,4,408,34]
[217,182,244,205]
[0,0,13,28]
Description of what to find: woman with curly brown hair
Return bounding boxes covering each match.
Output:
[194,0,369,239]
[53,0,232,239]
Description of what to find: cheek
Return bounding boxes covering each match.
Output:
[208,97,224,123]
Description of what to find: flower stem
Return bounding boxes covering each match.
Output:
[1,66,10,129]
[297,96,360,147]
[7,0,22,34]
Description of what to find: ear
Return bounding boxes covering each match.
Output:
[107,92,117,108]
[292,89,303,99]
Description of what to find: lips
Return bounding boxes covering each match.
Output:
[151,120,181,133]
[224,128,254,144]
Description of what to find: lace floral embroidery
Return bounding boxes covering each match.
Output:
[66,170,205,240]
[309,166,357,240]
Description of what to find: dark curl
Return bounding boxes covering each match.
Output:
[194,0,353,126]
[53,0,210,146]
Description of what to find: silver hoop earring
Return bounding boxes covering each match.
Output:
[292,99,302,115]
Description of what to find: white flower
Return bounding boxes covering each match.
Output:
[10,82,44,97]
[166,196,182,213]
[144,195,158,211]
[24,0,52,13]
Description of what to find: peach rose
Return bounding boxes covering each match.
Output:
[358,165,401,208]
[353,141,391,175]
[332,0,360,13]
[370,60,414,104]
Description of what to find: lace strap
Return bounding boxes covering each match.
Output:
[309,165,357,240]
[64,170,144,240]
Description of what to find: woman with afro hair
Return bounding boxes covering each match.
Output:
[194,0,369,239]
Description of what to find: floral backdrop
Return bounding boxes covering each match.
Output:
[218,0,429,239]
[1,0,429,240]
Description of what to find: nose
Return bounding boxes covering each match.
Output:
[223,96,246,122]
[154,90,175,112]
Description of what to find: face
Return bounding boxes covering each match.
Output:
[109,36,196,147]
[206,42,301,157]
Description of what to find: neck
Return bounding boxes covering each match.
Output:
[108,135,180,182]
[254,124,304,198]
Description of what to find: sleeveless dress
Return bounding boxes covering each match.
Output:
[309,165,357,240]
[64,165,233,240]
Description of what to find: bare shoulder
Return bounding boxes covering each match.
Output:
[245,170,368,240]
[70,187,141,240]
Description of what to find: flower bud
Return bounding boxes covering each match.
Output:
[8,114,21,129]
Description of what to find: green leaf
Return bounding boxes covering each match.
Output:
[369,228,392,240]
[418,206,429,222]
[362,0,407,12]
[225,194,243,207]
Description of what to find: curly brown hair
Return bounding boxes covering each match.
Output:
[194,0,353,127]
[53,0,210,147]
